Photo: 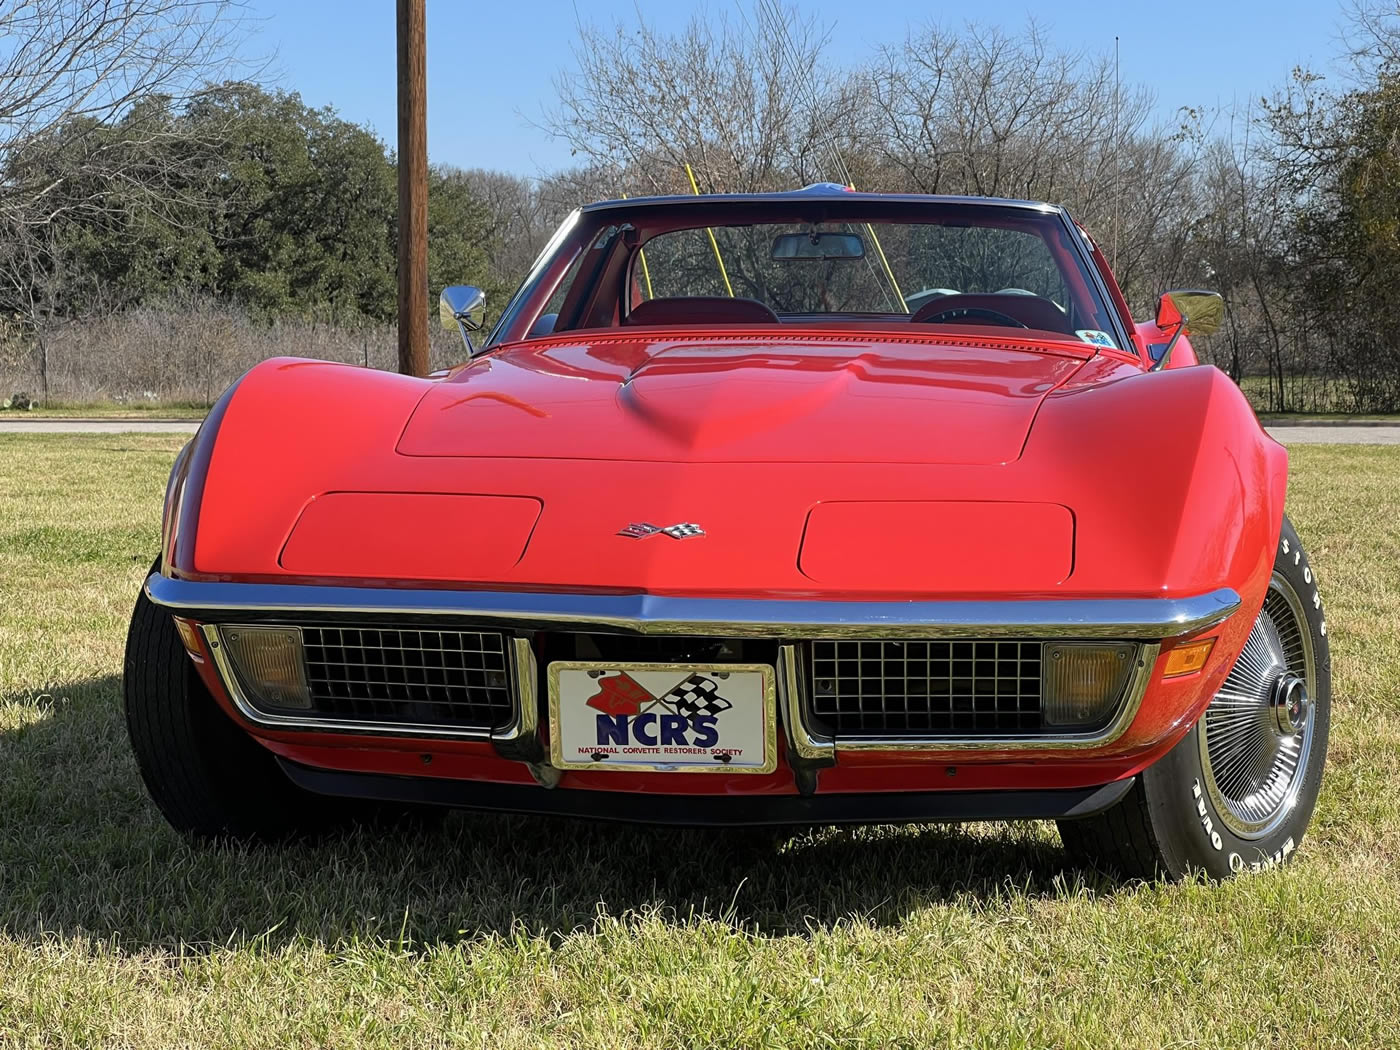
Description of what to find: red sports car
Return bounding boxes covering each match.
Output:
[125,187,1329,880]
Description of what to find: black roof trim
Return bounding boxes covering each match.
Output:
[579,190,1064,214]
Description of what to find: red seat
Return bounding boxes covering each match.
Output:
[625,296,779,326]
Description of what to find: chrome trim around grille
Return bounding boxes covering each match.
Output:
[201,623,509,740]
[778,643,833,762]
[152,575,1240,640]
[493,637,540,748]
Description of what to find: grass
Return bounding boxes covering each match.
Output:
[5,400,209,420]
[1,435,1399,1048]
[1257,413,1400,425]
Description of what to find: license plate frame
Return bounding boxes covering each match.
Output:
[546,661,778,774]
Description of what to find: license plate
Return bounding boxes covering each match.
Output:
[547,662,777,773]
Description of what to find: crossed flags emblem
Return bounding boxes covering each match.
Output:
[585,671,733,719]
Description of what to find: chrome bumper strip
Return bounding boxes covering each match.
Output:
[148,575,1240,640]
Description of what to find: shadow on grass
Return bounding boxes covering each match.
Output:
[0,673,1131,953]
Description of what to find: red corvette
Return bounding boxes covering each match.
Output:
[125,187,1330,879]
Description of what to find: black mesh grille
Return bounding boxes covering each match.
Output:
[300,625,512,730]
[807,639,1042,736]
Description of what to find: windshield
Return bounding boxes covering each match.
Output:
[490,202,1124,351]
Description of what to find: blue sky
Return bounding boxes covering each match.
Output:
[244,1,1351,176]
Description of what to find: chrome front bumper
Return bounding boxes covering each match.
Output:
[147,575,1239,640]
[149,574,1239,757]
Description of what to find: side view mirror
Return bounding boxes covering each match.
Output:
[1150,289,1224,370]
[439,285,486,354]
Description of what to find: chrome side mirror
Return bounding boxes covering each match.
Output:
[439,285,486,354]
[1150,289,1225,370]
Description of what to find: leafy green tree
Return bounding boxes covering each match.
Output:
[5,79,503,334]
[1265,54,1400,410]
[183,83,400,320]
[425,168,500,307]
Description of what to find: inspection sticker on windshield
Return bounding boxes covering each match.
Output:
[1076,329,1117,349]
[548,662,776,773]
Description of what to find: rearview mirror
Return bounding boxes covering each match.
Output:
[440,285,486,354]
[771,232,866,261]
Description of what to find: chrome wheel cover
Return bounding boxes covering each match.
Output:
[1198,572,1316,840]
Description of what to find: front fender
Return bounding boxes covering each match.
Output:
[1134,320,1199,368]
[1026,362,1285,617]
[161,378,239,578]
[1020,364,1287,752]
[162,358,432,579]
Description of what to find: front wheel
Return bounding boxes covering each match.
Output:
[1059,516,1331,880]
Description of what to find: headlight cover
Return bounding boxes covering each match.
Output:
[220,626,312,710]
[1041,642,1137,728]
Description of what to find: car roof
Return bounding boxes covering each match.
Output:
[580,184,1065,215]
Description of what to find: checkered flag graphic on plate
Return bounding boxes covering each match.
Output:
[660,674,733,718]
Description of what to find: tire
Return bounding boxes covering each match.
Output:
[123,565,443,841]
[1059,516,1331,880]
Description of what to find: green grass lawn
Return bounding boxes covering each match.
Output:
[1258,414,1400,424]
[8,400,209,420]
[2,435,1399,1048]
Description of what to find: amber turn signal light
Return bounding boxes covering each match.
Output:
[172,617,204,661]
[1163,639,1215,678]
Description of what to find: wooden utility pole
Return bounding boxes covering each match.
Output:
[396,0,428,377]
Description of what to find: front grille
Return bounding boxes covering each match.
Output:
[807,639,1043,736]
[300,625,513,730]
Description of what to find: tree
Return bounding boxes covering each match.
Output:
[424,167,495,310]
[1256,4,1400,410]
[0,0,249,394]
[543,9,1207,311]
[193,85,494,323]
[544,3,834,194]
[3,81,500,331]
[188,83,399,319]
[856,21,1204,307]
[445,168,568,301]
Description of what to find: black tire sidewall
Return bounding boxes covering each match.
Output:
[124,564,444,840]
[124,565,327,838]
[1138,516,1332,879]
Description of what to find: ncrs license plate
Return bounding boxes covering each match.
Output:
[547,662,777,773]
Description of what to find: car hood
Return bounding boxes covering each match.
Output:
[396,332,1091,465]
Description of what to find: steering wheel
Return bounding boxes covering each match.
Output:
[917,307,1028,328]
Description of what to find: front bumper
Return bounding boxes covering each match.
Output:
[149,573,1242,800]
[148,574,1240,640]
